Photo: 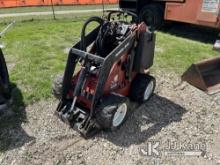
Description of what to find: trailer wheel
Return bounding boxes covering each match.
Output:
[139,4,164,30]
[130,74,156,103]
[52,74,63,99]
[96,94,130,131]
[0,49,11,100]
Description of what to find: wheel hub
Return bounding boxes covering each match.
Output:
[144,80,154,101]
[112,103,127,127]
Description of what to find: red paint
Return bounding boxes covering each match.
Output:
[0,0,117,8]
[165,0,220,28]
[69,22,146,109]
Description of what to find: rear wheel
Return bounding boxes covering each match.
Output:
[96,94,130,131]
[139,4,164,30]
[130,74,156,103]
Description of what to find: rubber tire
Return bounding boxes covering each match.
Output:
[139,4,164,30]
[96,94,130,131]
[130,74,156,103]
[0,49,11,101]
[52,74,63,100]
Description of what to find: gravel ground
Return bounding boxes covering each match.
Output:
[0,71,220,165]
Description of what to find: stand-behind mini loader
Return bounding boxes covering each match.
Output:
[53,10,156,137]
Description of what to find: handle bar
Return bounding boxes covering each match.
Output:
[71,48,104,64]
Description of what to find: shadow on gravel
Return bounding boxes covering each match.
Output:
[0,83,35,152]
[160,22,219,44]
[101,94,187,147]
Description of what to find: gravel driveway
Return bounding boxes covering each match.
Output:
[0,71,220,165]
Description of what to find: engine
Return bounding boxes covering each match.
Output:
[95,21,133,57]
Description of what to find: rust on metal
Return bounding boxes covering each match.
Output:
[165,0,220,28]
[182,56,220,94]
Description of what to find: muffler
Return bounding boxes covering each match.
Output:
[181,57,220,94]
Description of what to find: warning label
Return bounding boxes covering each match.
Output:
[202,0,220,12]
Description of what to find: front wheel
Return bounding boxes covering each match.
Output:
[130,74,156,103]
[95,94,130,131]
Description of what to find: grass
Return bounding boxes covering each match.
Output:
[0,13,219,105]
[0,12,104,24]
[153,31,219,73]
[0,19,83,104]
[0,4,117,23]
